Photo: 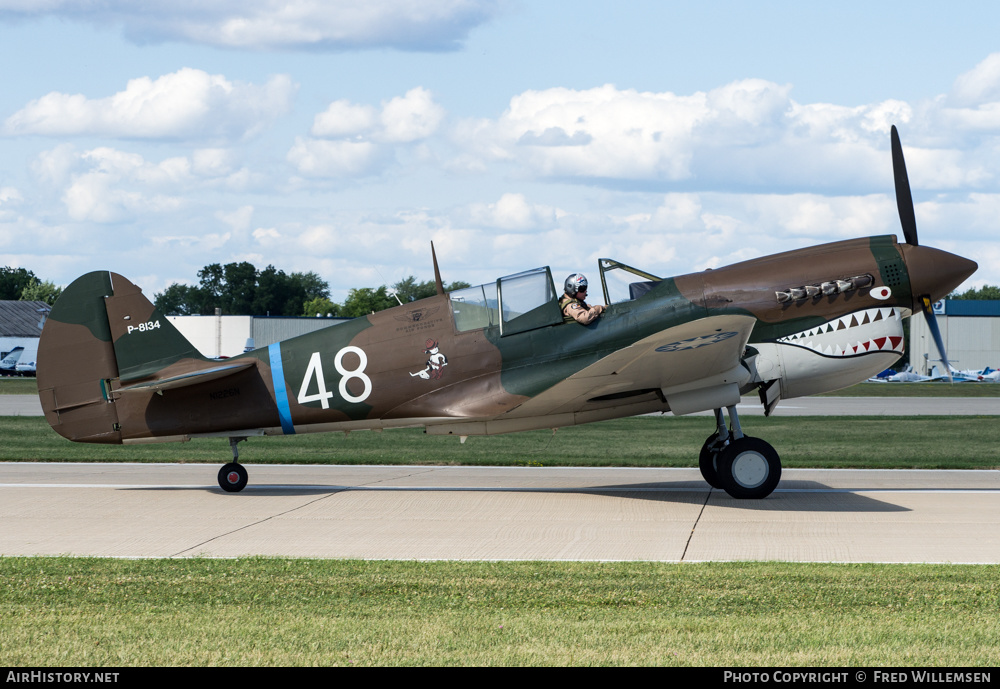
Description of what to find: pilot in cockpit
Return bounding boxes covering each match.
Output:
[559,273,606,324]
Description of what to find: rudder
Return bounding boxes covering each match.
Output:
[37,271,206,443]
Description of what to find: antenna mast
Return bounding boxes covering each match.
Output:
[432,242,444,296]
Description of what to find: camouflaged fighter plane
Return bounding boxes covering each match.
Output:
[36,126,977,499]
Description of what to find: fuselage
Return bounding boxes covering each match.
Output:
[37,235,976,444]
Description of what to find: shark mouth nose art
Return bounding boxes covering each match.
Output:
[775,307,904,357]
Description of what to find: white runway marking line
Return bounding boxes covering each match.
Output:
[3,483,999,494]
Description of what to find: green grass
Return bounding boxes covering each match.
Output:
[1,558,997,666]
[0,378,37,395]
[2,415,997,469]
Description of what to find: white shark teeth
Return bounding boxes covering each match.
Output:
[776,307,903,357]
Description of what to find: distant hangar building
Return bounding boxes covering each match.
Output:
[167,313,350,359]
[910,300,1000,374]
[0,300,51,368]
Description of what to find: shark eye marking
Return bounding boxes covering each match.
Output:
[776,275,874,304]
[871,286,892,300]
[656,331,738,352]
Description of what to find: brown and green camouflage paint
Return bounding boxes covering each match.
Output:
[37,235,975,445]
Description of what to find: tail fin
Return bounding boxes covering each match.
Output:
[1,346,24,370]
[37,271,206,443]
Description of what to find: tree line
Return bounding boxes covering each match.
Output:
[0,267,63,304]
[153,262,329,316]
[153,261,470,318]
[950,285,1000,300]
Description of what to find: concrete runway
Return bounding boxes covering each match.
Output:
[4,394,997,563]
[2,463,998,563]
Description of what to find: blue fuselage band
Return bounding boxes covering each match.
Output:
[268,343,296,435]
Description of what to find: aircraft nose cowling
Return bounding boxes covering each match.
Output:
[899,244,978,305]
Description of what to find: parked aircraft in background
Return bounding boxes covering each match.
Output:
[887,364,949,382]
[944,365,999,382]
[979,368,1000,382]
[0,347,24,373]
[873,363,1000,383]
[36,127,977,499]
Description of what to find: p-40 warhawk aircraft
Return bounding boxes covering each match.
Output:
[37,127,976,498]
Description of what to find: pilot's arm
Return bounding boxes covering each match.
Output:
[564,301,605,324]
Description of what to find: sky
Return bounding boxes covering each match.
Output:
[1,0,1000,304]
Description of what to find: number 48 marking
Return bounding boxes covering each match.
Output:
[297,346,372,407]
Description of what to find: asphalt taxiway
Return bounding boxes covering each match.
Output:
[2,463,997,563]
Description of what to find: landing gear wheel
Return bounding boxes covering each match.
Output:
[698,433,726,489]
[716,437,781,500]
[218,463,248,493]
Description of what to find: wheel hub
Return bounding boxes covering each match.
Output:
[732,451,768,488]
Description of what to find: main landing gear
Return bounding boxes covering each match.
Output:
[699,406,781,499]
[218,437,249,493]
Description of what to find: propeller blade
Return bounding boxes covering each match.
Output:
[920,295,953,382]
[891,125,919,246]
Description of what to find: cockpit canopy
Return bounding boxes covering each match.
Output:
[449,260,662,335]
[597,258,662,304]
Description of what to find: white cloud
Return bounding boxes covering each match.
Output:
[292,87,444,177]
[446,76,1000,196]
[378,88,446,143]
[951,53,1000,107]
[310,88,445,143]
[494,83,706,181]
[63,148,188,223]
[252,227,282,244]
[4,69,295,141]
[27,145,252,223]
[311,101,377,138]
[0,186,23,222]
[472,81,805,182]
[287,138,384,177]
[465,193,557,230]
[29,143,80,187]
[648,193,703,231]
[701,78,792,141]
[0,187,23,205]
[0,0,503,51]
[150,231,233,254]
[8,53,1000,296]
[191,148,237,177]
[216,206,254,233]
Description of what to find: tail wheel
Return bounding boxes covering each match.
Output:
[698,433,726,489]
[716,437,781,499]
[218,463,248,493]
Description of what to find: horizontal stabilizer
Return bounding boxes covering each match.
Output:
[115,359,256,395]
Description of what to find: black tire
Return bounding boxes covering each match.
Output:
[716,436,781,499]
[698,433,726,489]
[218,463,248,493]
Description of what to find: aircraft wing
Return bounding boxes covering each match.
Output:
[503,313,757,419]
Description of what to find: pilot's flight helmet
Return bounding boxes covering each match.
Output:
[564,273,588,295]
